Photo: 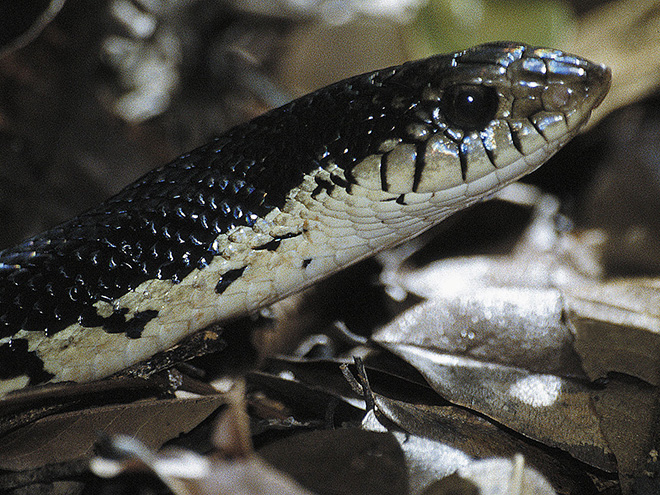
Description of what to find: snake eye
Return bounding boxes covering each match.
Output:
[441,84,499,131]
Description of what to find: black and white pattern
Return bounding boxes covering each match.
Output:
[0,42,610,394]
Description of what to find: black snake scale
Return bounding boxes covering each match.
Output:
[0,42,610,396]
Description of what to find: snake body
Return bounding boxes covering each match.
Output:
[0,42,609,396]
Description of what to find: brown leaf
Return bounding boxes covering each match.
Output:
[373,287,585,377]
[92,435,316,495]
[363,396,595,494]
[379,343,617,472]
[259,429,408,495]
[0,394,227,471]
[91,397,319,495]
[567,0,660,126]
[589,375,660,491]
[564,278,660,385]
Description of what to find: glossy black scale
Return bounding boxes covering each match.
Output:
[0,44,506,382]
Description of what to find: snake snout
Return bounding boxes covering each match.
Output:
[586,62,612,109]
[519,47,611,130]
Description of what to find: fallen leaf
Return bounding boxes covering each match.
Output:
[589,375,660,492]
[365,393,600,494]
[378,343,616,472]
[373,286,585,377]
[259,428,407,495]
[92,436,316,495]
[564,278,660,385]
[0,394,227,471]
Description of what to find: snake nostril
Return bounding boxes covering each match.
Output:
[543,84,578,112]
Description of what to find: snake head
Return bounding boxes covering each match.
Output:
[345,41,611,198]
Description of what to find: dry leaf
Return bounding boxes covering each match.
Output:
[363,396,593,494]
[567,0,660,125]
[589,375,660,492]
[363,409,468,495]
[259,429,408,495]
[0,0,66,58]
[564,278,660,385]
[378,343,616,472]
[389,187,660,386]
[0,395,226,471]
[373,287,585,377]
[91,384,317,495]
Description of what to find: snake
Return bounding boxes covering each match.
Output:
[0,42,609,397]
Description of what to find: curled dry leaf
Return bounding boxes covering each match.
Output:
[377,343,616,472]
[0,394,227,472]
[362,396,592,494]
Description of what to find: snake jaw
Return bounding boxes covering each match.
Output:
[345,42,610,199]
[0,42,610,395]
